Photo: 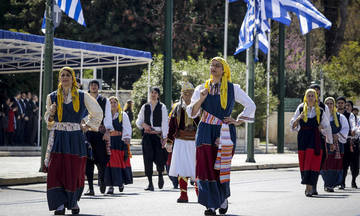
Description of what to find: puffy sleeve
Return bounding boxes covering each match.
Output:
[161,104,169,139]
[289,103,303,132]
[338,114,349,142]
[349,113,356,132]
[136,104,145,129]
[186,84,204,119]
[324,104,331,120]
[44,94,55,128]
[233,84,256,123]
[122,112,132,141]
[103,98,114,130]
[83,92,103,130]
[320,111,333,144]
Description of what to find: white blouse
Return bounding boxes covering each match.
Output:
[112,111,132,140]
[136,102,169,139]
[290,103,333,144]
[186,83,256,123]
[329,113,349,144]
[44,91,103,130]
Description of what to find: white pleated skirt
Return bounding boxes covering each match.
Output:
[169,138,196,179]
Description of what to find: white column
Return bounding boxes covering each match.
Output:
[80,50,83,83]
[116,56,119,99]
[37,45,44,147]
[224,0,229,60]
[266,19,271,154]
[93,67,97,79]
[147,62,151,101]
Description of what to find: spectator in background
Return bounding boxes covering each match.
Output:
[124,99,134,123]
[30,94,39,146]
[0,98,7,145]
[14,92,25,145]
[5,98,17,146]
[23,91,34,145]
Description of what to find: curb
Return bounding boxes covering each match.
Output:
[0,163,299,187]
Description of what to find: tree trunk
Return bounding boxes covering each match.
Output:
[323,0,349,59]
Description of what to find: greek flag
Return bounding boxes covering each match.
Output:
[234,0,256,55]
[280,0,331,34]
[57,0,86,26]
[41,0,86,33]
[234,0,331,55]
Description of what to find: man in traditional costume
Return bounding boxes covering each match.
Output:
[84,80,114,195]
[167,80,200,203]
[136,87,169,191]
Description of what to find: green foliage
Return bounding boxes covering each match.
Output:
[323,41,360,98]
[132,55,278,138]
[0,0,247,61]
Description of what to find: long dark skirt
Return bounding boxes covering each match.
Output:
[47,130,87,210]
[321,142,344,188]
[104,136,133,186]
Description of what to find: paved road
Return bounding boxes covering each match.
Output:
[1,168,360,216]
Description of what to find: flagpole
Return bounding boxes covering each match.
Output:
[266,19,271,154]
[224,0,229,60]
[40,0,54,171]
[277,23,285,153]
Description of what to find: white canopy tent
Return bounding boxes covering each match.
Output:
[0,29,153,146]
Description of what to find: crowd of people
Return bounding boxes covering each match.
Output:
[0,91,40,146]
[12,57,360,216]
[42,57,256,216]
[290,84,360,197]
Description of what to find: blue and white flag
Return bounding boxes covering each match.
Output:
[234,0,332,55]
[41,2,62,34]
[234,0,256,55]
[280,0,331,34]
[262,0,291,26]
[41,0,86,34]
[57,0,86,26]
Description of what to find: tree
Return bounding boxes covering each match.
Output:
[322,0,350,59]
[132,54,278,138]
[323,41,360,97]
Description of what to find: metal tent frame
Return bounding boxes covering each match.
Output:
[0,29,153,146]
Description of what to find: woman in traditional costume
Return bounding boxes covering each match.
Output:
[44,67,103,215]
[320,97,348,192]
[186,57,256,216]
[290,89,333,197]
[104,96,133,194]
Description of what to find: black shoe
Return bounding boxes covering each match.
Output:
[352,181,358,188]
[324,187,334,192]
[173,182,179,189]
[144,184,154,191]
[71,208,80,215]
[219,205,228,215]
[107,187,114,194]
[339,184,345,190]
[177,197,189,203]
[119,186,124,192]
[54,208,65,215]
[158,175,164,189]
[312,190,318,195]
[204,209,216,216]
[84,189,95,196]
[100,185,106,194]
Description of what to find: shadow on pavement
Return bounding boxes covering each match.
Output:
[311,194,349,199]
[1,186,46,194]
